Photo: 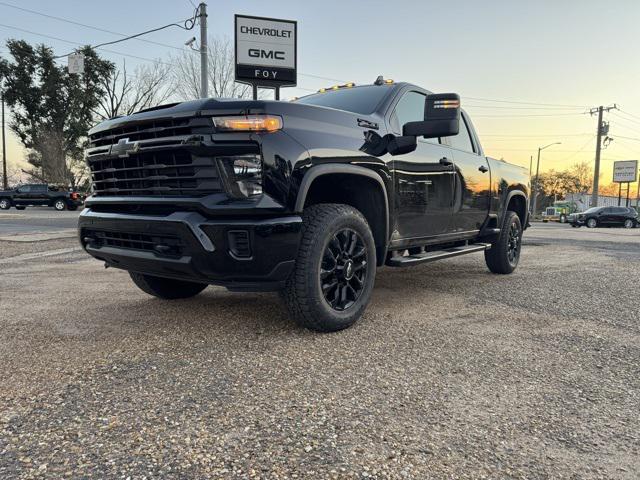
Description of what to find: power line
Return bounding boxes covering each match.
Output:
[611,111,640,128]
[0,23,177,67]
[612,134,640,143]
[472,112,588,118]
[462,96,590,109]
[463,104,586,111]
[481,133,592,137]
[617,108,640,123]
[51,14,198,59]
[553,135,596,163]
[0,1,194,53]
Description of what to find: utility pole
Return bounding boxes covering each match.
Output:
[589,104,617,207]
[1,87,7,190]
[531,142,561,216]
[199,2,208,98]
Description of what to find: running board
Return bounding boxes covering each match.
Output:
[387,243,491,267]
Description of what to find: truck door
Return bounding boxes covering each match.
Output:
[389,90,455,240]
[14,185,32,205]
[31,184,49,205]
[445,112,491,233]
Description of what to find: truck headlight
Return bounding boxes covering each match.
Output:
[216,155,262,198]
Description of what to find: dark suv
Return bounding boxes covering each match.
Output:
[571,206,638,228]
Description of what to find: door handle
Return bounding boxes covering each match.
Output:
[439,157,453,166]
[478,165,489,173]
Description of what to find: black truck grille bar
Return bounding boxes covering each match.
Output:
[89,149,222,197]
[87,117,224,198]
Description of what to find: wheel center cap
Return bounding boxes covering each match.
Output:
[343,260,354,280]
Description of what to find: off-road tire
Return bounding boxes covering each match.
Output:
[129,272,207,299]
[485,210,522,274]
[282,203,377,332]
[53,199,67,211]
[0,198,10,210]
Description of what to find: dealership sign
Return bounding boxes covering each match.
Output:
[613,160,638,183]
[235,14,297,88]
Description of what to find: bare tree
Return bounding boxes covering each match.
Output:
[170,36,252,100]
[95,61,173,120]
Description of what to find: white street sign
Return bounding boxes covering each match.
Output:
[235,15,297,86]
[68,53,85,75]
[613,160,638,183]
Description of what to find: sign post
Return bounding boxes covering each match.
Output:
[235,14,297,100]
[613,160,638,207]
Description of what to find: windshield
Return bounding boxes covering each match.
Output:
[583,207,602,214]
[295,85,391,115]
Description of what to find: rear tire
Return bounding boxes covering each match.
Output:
[15,206,26,210]
[282,203,376,332]
[0,198,10,210]
[485,210,522,274]
[53,199,67,211]
[129,272,207,299]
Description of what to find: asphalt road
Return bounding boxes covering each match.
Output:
[0,207,80,238]
[0,222,639,479]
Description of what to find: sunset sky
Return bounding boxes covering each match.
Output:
[1,0,639,191]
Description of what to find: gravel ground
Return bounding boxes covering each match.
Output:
[0,223,638,479]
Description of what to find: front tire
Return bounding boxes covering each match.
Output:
[624,219,634,228]
[485,211,522,274]
[282,203,376,332]
[53,199,67,211]
[586,218,597,228]
[129,272,207,299]
[559,214,567,223]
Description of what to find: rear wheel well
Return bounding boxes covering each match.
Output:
[507,194,527,226]
[303,173,388,265]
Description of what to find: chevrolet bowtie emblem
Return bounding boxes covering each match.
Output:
[111,138,140,157]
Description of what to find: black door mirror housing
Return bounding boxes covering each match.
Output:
[403,93,460,139]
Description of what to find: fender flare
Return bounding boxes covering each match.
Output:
[294,163,390,254]
[504,190,529,225]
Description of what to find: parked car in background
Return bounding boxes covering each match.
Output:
[0,184,84,211]
[570,206,638,228]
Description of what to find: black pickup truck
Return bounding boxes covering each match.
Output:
[79,77,529,332]
[0,184,83,211]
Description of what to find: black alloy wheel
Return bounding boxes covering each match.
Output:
[282,203,377,332]
[485,210,522,274]
[320,228,368,311]
[506,221,521,266]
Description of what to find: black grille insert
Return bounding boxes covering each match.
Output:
[84,229,186,257]
[89,150,222,197]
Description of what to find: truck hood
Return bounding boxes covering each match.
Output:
[88,98,374,136]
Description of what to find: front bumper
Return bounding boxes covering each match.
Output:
[78,209,302,291]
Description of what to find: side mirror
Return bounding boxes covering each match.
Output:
[403,93,460,139]
[387,135,417,156]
